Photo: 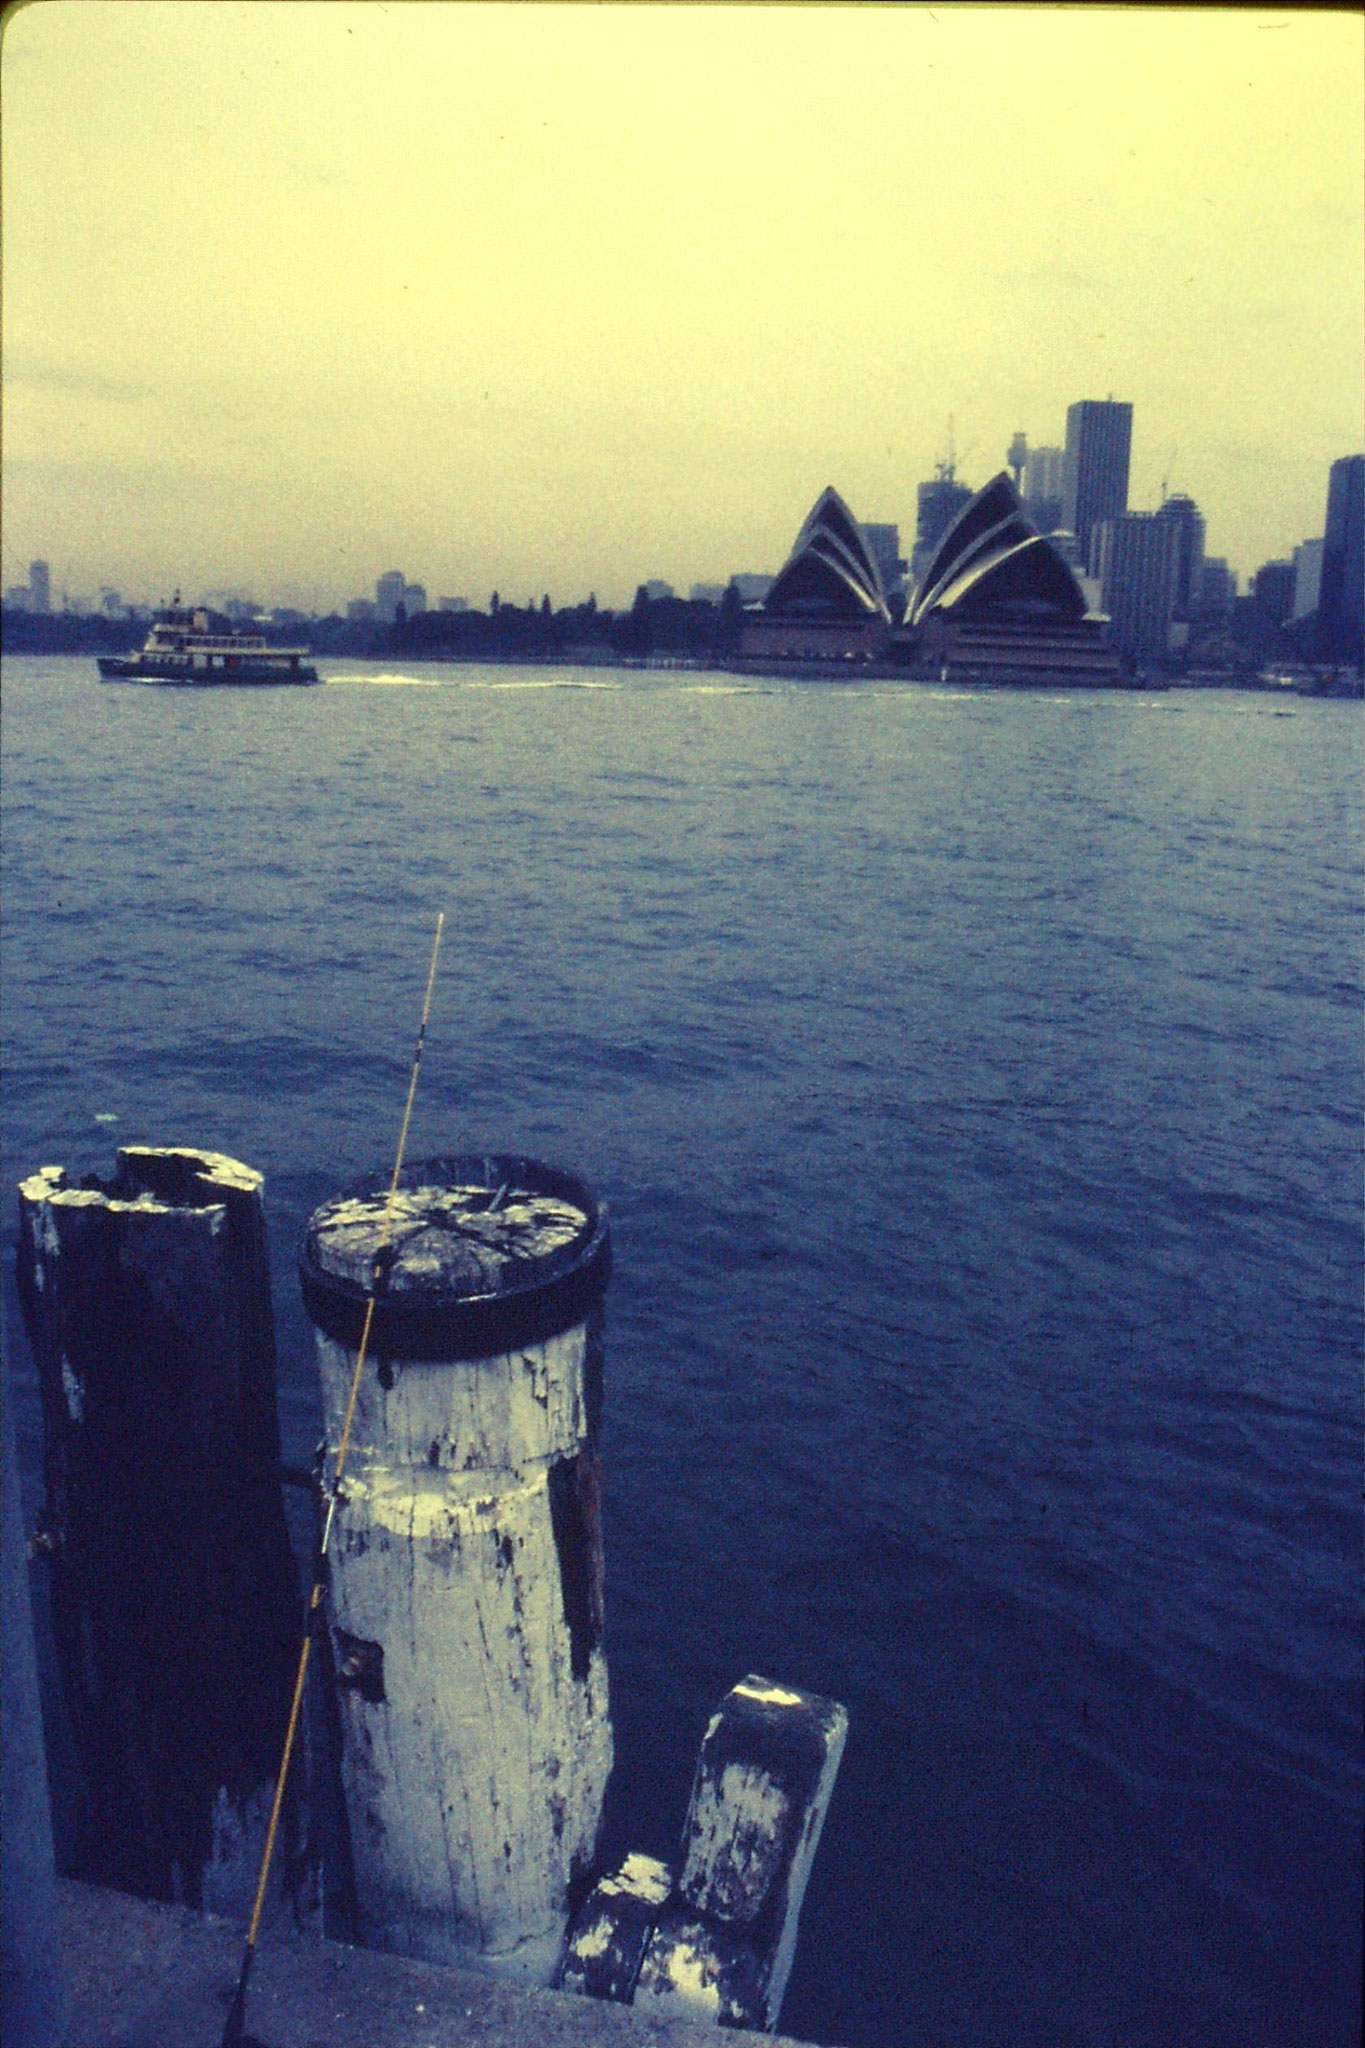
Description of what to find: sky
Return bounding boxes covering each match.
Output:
[2,1,1362,612]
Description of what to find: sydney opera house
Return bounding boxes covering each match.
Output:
[741,475,1122,684]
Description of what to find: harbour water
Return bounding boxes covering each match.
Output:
[2,655,1360,2047]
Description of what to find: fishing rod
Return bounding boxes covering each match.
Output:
[223,911,445,2048]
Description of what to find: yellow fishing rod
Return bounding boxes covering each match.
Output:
[223,911,444,2048]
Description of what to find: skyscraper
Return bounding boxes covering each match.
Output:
[375,570,406,622]
[1093,512,1179,666]
[860,524,907,609]
[1023,446,1065,533]
[1063,401,1133,570]
[1252,561,1295,627]
[1292,538,1325,621]
[1154,494,1205,622]
[28,560,50,615]
[1317,454,1364,662]
[913,475,973,582]
[1199,558,1236,625]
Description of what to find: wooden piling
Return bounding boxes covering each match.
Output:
[299,1154,614,1986]
[14,1147,310,1928]
[633,1676,848,2031]
[557,1853,673,2003]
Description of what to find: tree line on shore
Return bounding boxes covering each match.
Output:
[0,586,747,662]
[1,582,1351,673]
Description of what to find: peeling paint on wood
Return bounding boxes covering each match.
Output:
[634,1906,765,2025]
[634,1675,848,2032]
[303,1161,613,1988]
[558,1852,672,2002]
[13,1149,311,1934]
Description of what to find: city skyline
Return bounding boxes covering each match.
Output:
[3,4,1362,612]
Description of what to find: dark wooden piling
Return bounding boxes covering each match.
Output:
[562,1676,847,2030]
[299,1154,614,1986]
[556,1854,673,2002]
[635,1676,847,2029]
[15,1147,311,1929]
[2,1340,69,2048]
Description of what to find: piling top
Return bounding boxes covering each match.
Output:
[300,1155,610,1360]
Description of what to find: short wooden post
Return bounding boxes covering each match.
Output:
[633,1675,848,2030]
[299,1153,613,1985]
[14,1147,309,1927]
[557,1853,673,2002]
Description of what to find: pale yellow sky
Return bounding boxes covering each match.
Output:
[2,1,1361,610]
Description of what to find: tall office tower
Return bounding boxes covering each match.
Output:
[860,524,907,608]
[1251,560,1295,626]
[1093,512,1179,666]
[402,582,427,615]
[375,570,406,622]
[1063,401,1133,570]
[1291,539,1325,621]
[1199,558,1236,624]
[1023,446,1065,532]
[913,475,973,580]
[29,560,51,614]
[1154,494,1206,621]
[1317,454,1364,661]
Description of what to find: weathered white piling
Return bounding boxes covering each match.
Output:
[14,1147,309,1928]
[633,1676,848,2031]
[299,1154,614,1987]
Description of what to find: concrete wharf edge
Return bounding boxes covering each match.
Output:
[57,1880,833,2048]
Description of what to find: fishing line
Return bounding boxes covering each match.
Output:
[223,910,445,2048]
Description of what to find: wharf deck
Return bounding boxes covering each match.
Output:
[57,1880,823,2048]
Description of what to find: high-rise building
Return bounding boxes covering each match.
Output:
[402,583,427,615]
[1317,454,1364,661]
[1022,446,1065,533]
[438,596,470,613]
[1093,512,1179,666]
[860,524,907,608]
[689,583,726,605]
[29,560,51,614]
[375,571,406,622]
[1251,560,1295,626]
[1291,539,1324,621]
[1063,401,1133,570]
[1154,494,1206,622]
[913,475,973,580]
[1199,558,1236,624]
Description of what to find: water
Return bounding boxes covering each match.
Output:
[2,655,1360,2047]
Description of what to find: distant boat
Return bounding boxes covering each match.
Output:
[98,600,320,685]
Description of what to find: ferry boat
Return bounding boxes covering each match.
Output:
[98,601,320,685]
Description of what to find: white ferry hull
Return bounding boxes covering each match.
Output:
[98,654,320,685]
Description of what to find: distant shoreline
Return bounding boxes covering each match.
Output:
[6,641,1361,696]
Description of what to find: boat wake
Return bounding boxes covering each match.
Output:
[324,672,442,688]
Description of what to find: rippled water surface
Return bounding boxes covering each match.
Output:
[3,657,1361,2046]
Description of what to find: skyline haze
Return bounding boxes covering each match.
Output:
[2,2,1362,613]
